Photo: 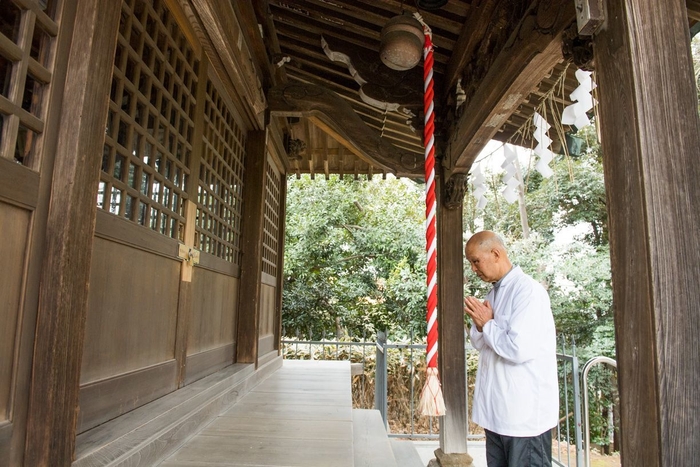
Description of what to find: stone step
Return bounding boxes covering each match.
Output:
[158,360,354,467]
[352,409,398,467]
[391,439,425,467]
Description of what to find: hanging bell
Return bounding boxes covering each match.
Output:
[379,14,425,71]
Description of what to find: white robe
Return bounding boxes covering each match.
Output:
[469,266,559,437]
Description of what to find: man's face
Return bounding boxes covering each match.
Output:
[465,245,500,283]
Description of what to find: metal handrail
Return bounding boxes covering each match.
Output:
[581,356,617,467]
[554,351,584,467]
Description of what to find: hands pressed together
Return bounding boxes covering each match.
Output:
[464,296,494,332]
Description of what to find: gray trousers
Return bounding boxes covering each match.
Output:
[485,428,552,467]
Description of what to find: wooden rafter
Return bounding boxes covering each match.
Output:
[444,0,576,175]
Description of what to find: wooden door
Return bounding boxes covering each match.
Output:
[0,0,66,463]
[77,0,253,432]
[258,155,283,356]
[184,70,247,385]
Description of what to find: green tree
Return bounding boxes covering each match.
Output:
[692,34,700,113]
[467,125,608,247]
[283,175,428,340]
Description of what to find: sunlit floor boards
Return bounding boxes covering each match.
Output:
[159,360,354,467]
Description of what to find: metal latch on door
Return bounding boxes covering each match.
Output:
[178,243,200,266]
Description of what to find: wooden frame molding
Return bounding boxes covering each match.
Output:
[185,0,266,128]
[442,0,502,101]
[594,0,700,465]
[23,0,122,464]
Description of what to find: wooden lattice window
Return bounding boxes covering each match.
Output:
[262,158,281,277]
[0,0,59,169]
[195,76,246,263]
[97,0,199,240]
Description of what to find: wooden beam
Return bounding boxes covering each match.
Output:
[436,173,471,461]
[307,118,315,179]
[231,0,277,89]
[347,0,469,30]
[268,82,423,176]
[251,0,288,85]
[444,0,575,175]
[594,1,700,465]
[236,130,268,364]
[272,4,454,69]
[187,0,266,127]
[442,0,501,100]
[285,67,422,133]
[271,0,381,43]
[310,0,464,36]
[23,0,121,464]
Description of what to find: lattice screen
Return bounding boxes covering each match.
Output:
[195,77,246,264]
[0,0,59,169]
[98,0,199,240]
[262,158,281,277]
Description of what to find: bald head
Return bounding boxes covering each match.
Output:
[466,231,508,255]
[465,231,512,283]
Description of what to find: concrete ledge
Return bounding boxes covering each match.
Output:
[390,439,424,467]
[73,356,283,467]
[258,349,281,367]
[353,409,397,467]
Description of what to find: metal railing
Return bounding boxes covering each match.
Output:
[281,334,618,466]
[554,340,584,467]
[581,356,618,467]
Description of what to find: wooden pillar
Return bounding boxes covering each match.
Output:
[436,173,472,464]
[236,130,268,364]
[23,1,121,465]
[274,175,288,353]
[594,1,700,465]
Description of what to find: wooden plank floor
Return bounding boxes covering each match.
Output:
[160,360,354,467]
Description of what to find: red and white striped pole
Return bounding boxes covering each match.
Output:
[415,13,445,417]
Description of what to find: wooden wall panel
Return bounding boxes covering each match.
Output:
[77,360,177,433]
[188,269,238,355]
[0,203,30,422]
[183,345,234,386]
[258,283,276,355]
[184,268,238,384]
[80,237,180,384]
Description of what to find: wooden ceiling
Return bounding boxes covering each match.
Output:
[263,0,470,178]
[255,0,700,179]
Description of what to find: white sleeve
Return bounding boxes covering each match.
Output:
[469,323,485,351]
[481,284,549,364]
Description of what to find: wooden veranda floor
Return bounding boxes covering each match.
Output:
[159,360,355,467]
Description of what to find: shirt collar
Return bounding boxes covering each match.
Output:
[492,265,517,289]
